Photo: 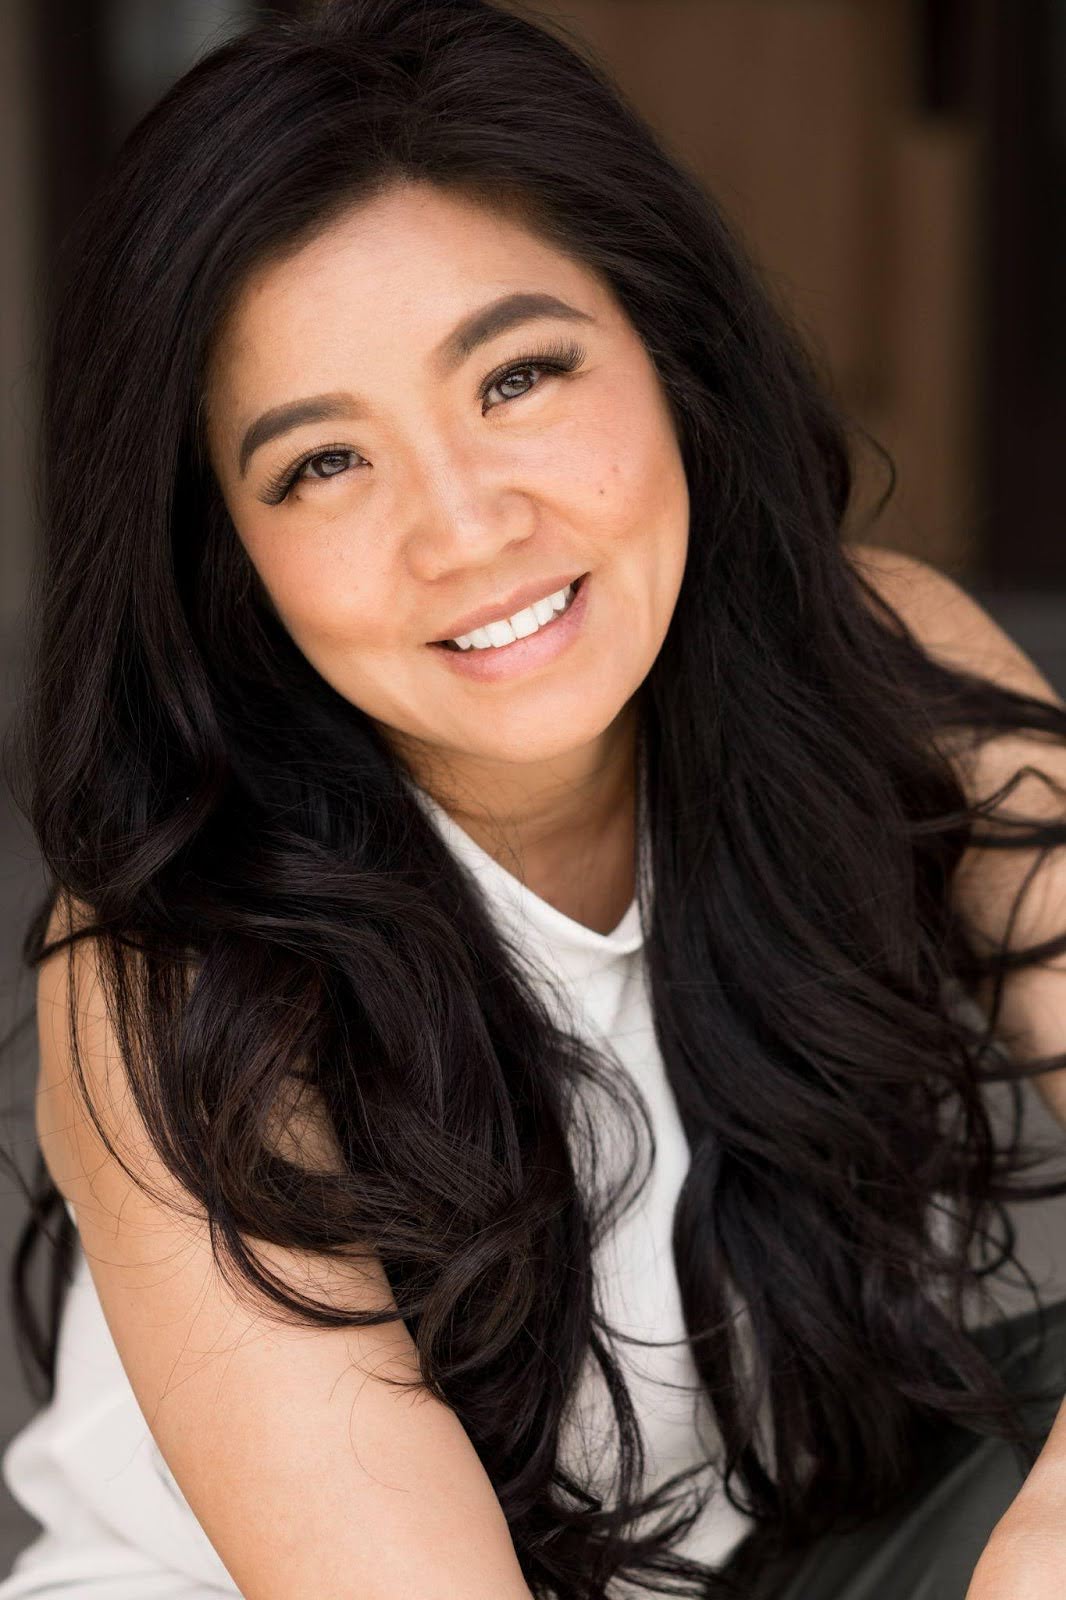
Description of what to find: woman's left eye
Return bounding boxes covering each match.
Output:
[480,339,586,410]
[483,364,545,407]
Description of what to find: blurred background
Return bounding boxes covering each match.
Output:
[1,0,1064,1571]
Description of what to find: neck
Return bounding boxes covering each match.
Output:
[400,700,641,935]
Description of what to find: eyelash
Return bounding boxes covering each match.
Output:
[258,338,587,506]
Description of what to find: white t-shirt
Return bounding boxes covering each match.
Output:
[0,795,754,1596]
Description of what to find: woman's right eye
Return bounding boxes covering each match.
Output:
[262,446,363,505]
[304,450,356,480]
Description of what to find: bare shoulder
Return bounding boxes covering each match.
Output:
[844,541,1064,709]
[843,539,1066,805]
[846,546,1066,1119]
[36,893,345,1201]
[35,891,154,1204]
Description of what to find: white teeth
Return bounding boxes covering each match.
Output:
[485,615,519,647]
[450,581,577,650]
[505,604,541,641]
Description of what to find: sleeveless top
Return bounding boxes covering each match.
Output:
[0,791,755,1597]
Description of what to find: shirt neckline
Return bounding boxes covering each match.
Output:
[410,785,647,977]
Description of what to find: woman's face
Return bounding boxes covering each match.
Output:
[205,181,689,788]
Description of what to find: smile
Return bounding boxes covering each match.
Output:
[428,572,592,683]
[438,578,580,651]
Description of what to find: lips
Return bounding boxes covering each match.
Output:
[428,565,592,679]
[436,575,584,650]
[428,569,587,645]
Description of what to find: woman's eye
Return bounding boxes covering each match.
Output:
[484,363,545,406]
[480,340,586,411]
[262,446,362,504]
[303,449,358,482]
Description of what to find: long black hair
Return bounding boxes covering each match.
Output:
[4,2,1066,1595]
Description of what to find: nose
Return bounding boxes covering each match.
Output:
[406,430,538,578]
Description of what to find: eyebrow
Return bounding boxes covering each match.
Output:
[236,290,596,478]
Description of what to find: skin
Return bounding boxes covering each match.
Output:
[204,179,690,934]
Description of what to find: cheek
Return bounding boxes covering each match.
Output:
[553,398,670,525]
[246,531,392,652]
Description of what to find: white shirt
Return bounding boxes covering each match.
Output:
[0,793,754,1595]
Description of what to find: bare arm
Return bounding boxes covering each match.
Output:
[35,906,535,1600]
[845,546,1066,1598]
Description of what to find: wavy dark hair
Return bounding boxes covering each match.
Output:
[4,1,1066,1596]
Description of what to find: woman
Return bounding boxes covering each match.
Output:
[2,1,1066,1596]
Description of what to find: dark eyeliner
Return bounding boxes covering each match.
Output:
[259,338,587,507]
[259,442,355,507]
[476,337,586,406]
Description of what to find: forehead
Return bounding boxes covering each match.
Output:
[207,183,600,399]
